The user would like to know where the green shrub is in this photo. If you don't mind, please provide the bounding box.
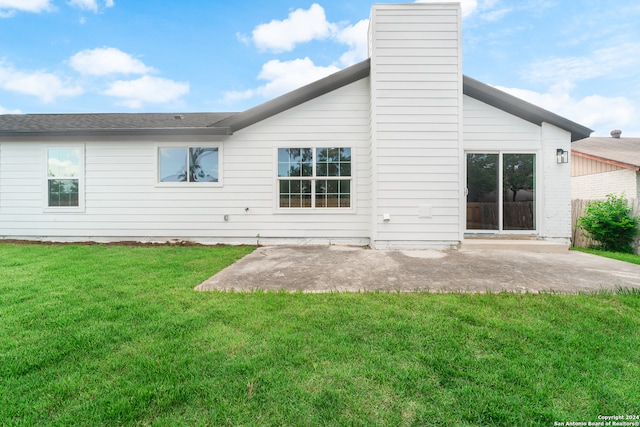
[577,194,639,253]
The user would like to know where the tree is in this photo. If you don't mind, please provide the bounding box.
[466,153,498,202]
[503,154,534,202]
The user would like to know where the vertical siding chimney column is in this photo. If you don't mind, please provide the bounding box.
[368,3,463,248]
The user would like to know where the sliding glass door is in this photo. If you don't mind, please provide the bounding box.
[466,152,536,232]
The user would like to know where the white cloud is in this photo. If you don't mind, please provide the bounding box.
[496,85,640,136]
[69,47,154,76]
[68,0,98,12]
[415,0,478,18]
[230,0,478,107]
[0,0,53,17]
[223,58,339,103]
[481,7,512,21]
[103,75,189,108]
[335,19,369,67]
[229,6,368,106]
[67,0,113,13]
[68,0,96,12]
[512,41,640,135]
[236,32,251,46]
[525,43,640,88]
[0,105,21,114]
[0,63,83,103]
[251,3,337,53]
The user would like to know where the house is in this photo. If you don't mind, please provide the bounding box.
[0,3,592,249]
[572,131,640,200]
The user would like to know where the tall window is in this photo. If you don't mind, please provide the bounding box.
[47,148,81,207]
[159,147,219,183]
[278,147,352,209]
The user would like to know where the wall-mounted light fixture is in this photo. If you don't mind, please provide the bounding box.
[556,148,569,164]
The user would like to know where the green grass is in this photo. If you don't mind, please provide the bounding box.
[1,244,639,426]
[572,246,640,265]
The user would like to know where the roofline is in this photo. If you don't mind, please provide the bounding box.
[462,76,593,142]
[213,59,371,134]
[572,150,640,171]
[0,127,231,139]
[216,60,592,140]
[0,59,593,141]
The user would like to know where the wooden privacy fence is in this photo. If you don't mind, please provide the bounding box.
[571,198,640,253]
[467,202,534,230]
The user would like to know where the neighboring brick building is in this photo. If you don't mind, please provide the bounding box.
[571,132,640,200]
[571,132,640,252]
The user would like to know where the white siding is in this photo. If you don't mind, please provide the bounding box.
[369,3,463,249]
[463,95,541,151]
[0,80,372,244]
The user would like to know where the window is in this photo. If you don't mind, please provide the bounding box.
[159,147,219,183]
[278,147,352,209]
[47,148,82,208]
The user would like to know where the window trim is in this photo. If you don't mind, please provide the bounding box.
[155,144,223,188]
[274,146,355,212]
[43,144,85,213]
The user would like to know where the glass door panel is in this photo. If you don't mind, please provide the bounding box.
[466,153,499,230]
[466,152,536,232]
[502,154,535,230]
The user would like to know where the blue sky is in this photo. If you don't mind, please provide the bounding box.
[1,0,639,136]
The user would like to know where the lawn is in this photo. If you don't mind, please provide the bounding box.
[572,246,640,265]
[1,244,639,426]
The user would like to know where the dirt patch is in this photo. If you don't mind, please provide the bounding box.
[0,238,246,247]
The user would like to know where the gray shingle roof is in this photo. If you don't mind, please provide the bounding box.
[214,60,371,134]
[0,112,236,135]
[463,76,593,142]
[572,137,640,169]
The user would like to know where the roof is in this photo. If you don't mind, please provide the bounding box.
[0,59,592,140]
[572,137,640,170]
[213,60,371,134]
[462,76,593,141]
[0,112,235,137]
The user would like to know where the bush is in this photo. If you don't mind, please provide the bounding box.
[577,194,639,253]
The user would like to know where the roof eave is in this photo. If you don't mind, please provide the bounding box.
[463,76,593,142]
[0,127,231,139]
[0,62,592,142]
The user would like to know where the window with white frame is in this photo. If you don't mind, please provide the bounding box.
[47,148,82,208]
[158,147,219,183]
[277,147,352,208]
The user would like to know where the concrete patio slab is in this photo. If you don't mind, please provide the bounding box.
[196,245,640,293]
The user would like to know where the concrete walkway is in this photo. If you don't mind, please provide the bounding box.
[196,245,640,293]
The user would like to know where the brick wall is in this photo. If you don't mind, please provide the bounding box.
[571,168,638,200]
[541,123,572,241]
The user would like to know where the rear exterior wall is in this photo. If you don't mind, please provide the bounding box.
[0,80,372,244]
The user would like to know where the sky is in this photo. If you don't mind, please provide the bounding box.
[1,0,639,136]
